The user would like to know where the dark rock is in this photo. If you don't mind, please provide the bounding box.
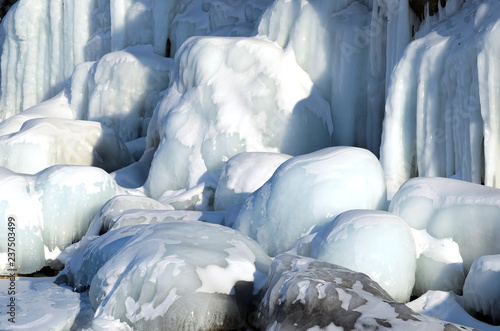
[257,254,478,330]
[410,0,448,18]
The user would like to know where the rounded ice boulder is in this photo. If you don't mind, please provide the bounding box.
[88,221,272,330]
[307,210,416,302]
[234,147,387,257]
[463,254,500,325]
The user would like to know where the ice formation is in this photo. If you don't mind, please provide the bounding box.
[380,0,500,196]
[0,165,120,274]
[463,254,500,325]
[0,117,134,174]
[214,152,291,211]
[306,210,416,302]
[0,281,80,330]
[390,177,500,271]
[235,147,387,257]
[258,254,473,330]
[144,35,333,198]
[76,221,271,330]
[411,228,465,296]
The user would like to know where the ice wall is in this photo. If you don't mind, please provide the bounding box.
[380,0,500,196]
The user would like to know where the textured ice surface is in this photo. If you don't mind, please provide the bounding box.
[69,45,172,142]
[234,147,386,257]
[411,228,465,296]
[307,210,416,302]
[145,35,333,198]
[0,117,134,174]
[0,279,80,330]
[86,221,271,330]
[390,177,500,271]
[463,255,500,325]
[408,291,495,331]
[214,152,291,211]
[258,254,474,331]
[86,194,171,236]
[0,165,120,274]
[159,182,216,211]
[380,0,500,196]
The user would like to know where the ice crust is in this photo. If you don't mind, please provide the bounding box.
[234,147,387,257]
[307,210,416,302]
[68,221,272,330]
[390,177,500,271]
[0,165,120,274]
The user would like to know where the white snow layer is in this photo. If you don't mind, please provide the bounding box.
[63,221,272,330]
[390,177,500,272]
[380,0,500,197]
[307,210,416,303]
[0,165,121,274]
[234,147,387,257]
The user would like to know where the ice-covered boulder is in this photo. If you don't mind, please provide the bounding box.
[408,290,496,331]
[145,36,333,198]
[258,254,474,330]
[85,195,172,236]
[463,255,500,325]
[214,152,291,211]
[0,117,134,174]
[0,280,80,330]
[234,147,386,257]
[306,210,416,302]
[390,177,500,271]
[412,228,465,296]
[69,45,173,142]
[87,221,271,330]
[380,0,500,196]
[0,165,121,275]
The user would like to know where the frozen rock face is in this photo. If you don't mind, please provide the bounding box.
[0,0,111,118]
[69,45,172,142]
[390,177,500,272]
[145,36,333,198]
[234,147,387,257]
[307,210,416,302]
[87,221,272,330]
[463,255,500,325]
[258,254,474,331]
[380,0,500,197]
[0,281,80,331]
[214,152,291,211]
[412,228,465,296]
[0,165,120,275]
[0,117,134,174]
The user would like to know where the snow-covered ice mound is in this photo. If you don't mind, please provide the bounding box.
[234,147,386,256]
[80,221,271,330]
[408,290,497,331]
[0,117,134,174]
[0,281,80,330]
[258,254,474,330]
[0,165,121,275]
[390,177,500,271]
[411,228,465,296]
[145,35,333,198]
[306,210,416,302]
[214,152,291,211]
[463,255,500,325]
